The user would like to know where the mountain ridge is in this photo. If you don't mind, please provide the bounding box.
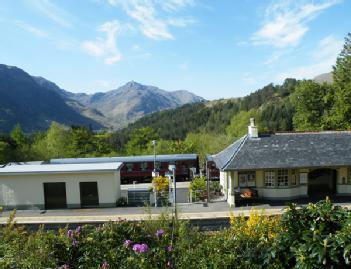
[0,64,205,132]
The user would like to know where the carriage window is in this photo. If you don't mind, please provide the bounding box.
[126,163,133,172]
[348,168,351,184]
[238,171,256,187]
[277,169,289,187]
[264,171,275,188]
[140,162,148,171]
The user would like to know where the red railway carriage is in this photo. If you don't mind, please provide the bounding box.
[50,154,199,184]
[206,155,220,180]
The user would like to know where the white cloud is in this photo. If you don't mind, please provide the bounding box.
[158,0,195,12]
[82,20,122,65]
[14,20,49,38]
[179,62,188,70]
[26,0,73,28]
[252,0,341,47]
[106,0,195,40]
[276,35,343,80]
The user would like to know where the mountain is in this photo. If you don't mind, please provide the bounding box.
[112,79,298,150]
[32,76,112,128]
[0,64,103,132]
[313,72,333,84]
[0,64,205,132]
[71,81,205,129]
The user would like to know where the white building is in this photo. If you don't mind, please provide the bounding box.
[0,162,122,210]
[210,119,351,206]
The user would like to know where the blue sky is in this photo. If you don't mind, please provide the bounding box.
[0,0,350,100]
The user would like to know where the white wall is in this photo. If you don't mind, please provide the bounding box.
[257,186,307,200]
[0,171,120,209]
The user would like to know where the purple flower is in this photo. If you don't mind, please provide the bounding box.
[124,239,133,247]
[155,229,165,237]
[60,264,70,269]
[167,245,173,252]
[67,230,74,238]
[167,261,173,268]
[101,261,110,268]
[75,226,82,234]
[72,239,78,247]
[133,243,149,253]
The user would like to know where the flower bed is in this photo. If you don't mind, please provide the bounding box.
[1,199,351,268]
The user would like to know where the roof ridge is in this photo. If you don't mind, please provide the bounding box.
[222,135,248,170]
[275,130,351,135]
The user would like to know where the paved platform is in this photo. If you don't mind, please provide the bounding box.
[2,198,351,225]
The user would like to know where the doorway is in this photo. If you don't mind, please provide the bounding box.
[308,169,336,198]
[43,182,67,209]
[80,182,99,207]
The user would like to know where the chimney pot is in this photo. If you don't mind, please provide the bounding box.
[248,118,258,138]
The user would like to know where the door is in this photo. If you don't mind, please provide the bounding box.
[43,182,67,209]
[308,169,336,198]
[80,182,99,207]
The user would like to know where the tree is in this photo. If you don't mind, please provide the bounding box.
[226,109,263,139]
[290,81,334,131]
[32,122,73,160]
[332,32,351,128]
[10,124,33,161]
[125,127,159,155]
[70,126,95,156]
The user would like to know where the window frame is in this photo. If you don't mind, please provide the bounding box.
[277,169,289,188]
[238,171,256,188]
[264,170,275,188]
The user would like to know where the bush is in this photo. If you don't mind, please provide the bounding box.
[266,198,351,268]
[1,199,351,268]
[189,176,207,201]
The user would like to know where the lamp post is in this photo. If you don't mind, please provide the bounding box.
[168,163,176,214]
[152,140,157,177]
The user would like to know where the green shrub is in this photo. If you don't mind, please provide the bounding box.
[1,199,351,268]
[266,198,351,268]
[189,176,207,201]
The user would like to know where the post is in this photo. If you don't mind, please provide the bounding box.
[206,161,210,204]
[173,167,176,208]
[152,140,157,173]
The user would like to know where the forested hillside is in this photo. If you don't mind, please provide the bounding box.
[0,33,350,165]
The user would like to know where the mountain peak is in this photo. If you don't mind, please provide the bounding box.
[124,81,143,88]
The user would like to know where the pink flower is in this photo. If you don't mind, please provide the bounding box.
[67,230,73,238]
[155,229,165,237]
[133,243,149,253]
[101,261,110,268]
[124,239,133,247]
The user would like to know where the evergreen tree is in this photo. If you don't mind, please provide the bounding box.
[291,81,334,131]
[332,32,351,128]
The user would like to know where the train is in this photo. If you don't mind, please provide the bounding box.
[50,154,200,184]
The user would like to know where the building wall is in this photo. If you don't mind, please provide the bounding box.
[0,171,120,210]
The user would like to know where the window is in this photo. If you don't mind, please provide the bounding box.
[291,169,298,186]
[238,171,256,187]
[277,169,289,187]
[265,171,275,188]
[126,163,133,172]
[140,162,148,171]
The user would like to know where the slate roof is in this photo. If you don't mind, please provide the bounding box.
[210,136,247,169]
[0,162,123,175]
[211,132,351,171]
[50,154,198,165]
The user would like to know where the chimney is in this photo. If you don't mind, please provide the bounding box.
[248,118,258,138]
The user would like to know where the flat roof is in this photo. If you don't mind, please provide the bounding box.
[0,162,123,175]
[50,154,198,164]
